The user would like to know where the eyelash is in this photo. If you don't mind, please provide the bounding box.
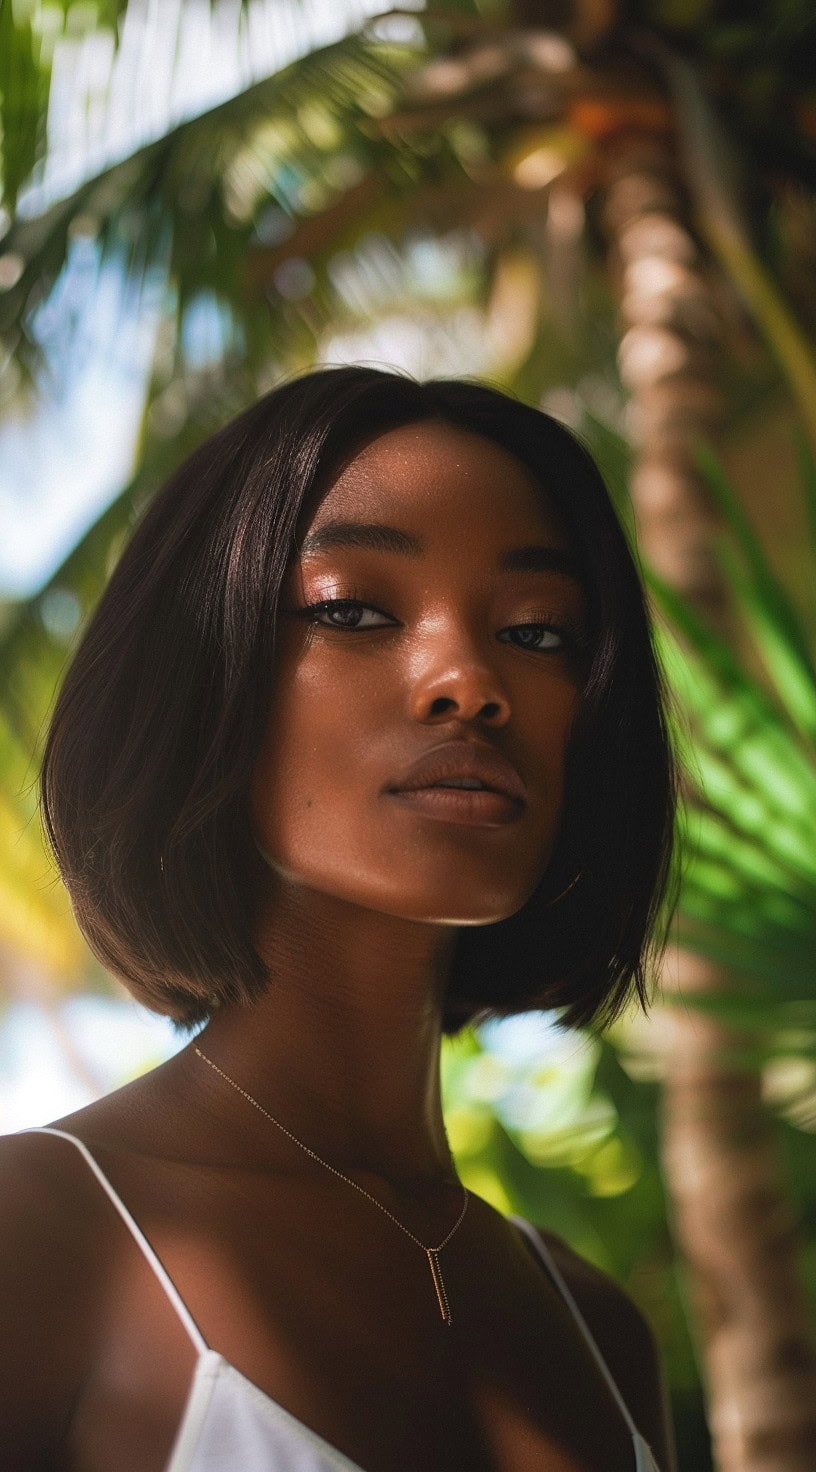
[290,591,588,654]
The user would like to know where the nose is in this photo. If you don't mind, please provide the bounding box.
[408,637,511,727]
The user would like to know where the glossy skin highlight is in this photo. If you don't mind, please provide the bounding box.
[250,420,588,933]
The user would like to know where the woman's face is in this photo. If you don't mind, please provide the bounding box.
[250,419,589,926]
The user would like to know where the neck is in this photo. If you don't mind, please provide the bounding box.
[194,880,461,1188]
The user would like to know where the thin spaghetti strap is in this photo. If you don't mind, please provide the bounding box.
[20,1127,209,1357]
[510,1214,641,1439]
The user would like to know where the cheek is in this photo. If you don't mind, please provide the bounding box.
[249,662,367,854]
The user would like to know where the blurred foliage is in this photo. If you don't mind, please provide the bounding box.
[440,1005,712,1449]
[650,441,816,1029]
[5,1,816,1460]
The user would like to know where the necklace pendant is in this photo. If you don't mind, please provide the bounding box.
[426,1248,453,1326]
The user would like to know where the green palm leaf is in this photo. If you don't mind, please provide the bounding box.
[0,0,320,215]
[646,452,816,1051]
[693,441,816,739]
[650,573,816,845]
[0,29,419,389]
[0,0,50,212]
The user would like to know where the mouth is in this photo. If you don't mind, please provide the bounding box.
[386,785,525,827]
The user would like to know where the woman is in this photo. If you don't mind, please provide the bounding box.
[0,366,678,1471]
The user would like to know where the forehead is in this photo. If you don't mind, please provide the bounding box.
[300,420,570,546]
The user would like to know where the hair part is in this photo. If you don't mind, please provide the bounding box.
[40,364,679,1038]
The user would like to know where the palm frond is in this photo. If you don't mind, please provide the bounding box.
[646,454,816,1039]
[1,29,416,388]
[0,0,50,213]
[1,0,359,214]
[691,442,816,741]
[663,44,816,451]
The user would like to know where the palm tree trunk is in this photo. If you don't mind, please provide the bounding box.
[599,129,816,1472]
[600,131,727,627]
[659,948,816,1472]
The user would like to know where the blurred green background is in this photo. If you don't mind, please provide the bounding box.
[3,2,816,1468]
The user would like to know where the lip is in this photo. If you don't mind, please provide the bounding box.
[386,741,528,806]
[388,786,524,827]
[385,741,526,830]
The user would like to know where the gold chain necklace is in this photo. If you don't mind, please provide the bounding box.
[193,1045,468,1326]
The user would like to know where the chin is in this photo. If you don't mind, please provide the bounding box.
[385,892,531,927]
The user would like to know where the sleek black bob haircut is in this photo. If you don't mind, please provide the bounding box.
[40,364,678,1037]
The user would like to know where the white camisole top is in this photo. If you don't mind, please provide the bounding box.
[23,1127,661,1471]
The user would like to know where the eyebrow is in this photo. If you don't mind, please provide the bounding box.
[299,520,584,584]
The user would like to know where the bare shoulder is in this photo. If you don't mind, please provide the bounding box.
[0,1128,109,1467]
[530,1226,677,1472]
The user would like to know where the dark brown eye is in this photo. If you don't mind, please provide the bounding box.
[294,597,394,630]
[504,625,566,651]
